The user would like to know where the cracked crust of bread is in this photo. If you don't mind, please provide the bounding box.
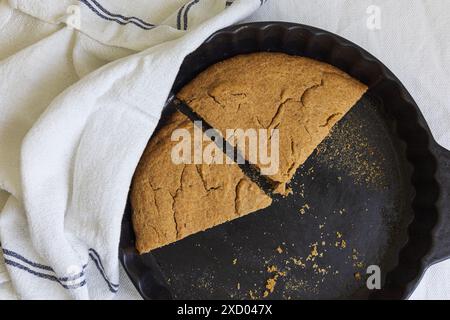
[177,52,368,193]
[131,111,272,253]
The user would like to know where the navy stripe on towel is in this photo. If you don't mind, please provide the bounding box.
[2,246,119,292]
[80,0,155,30]
[88,249,119,293]
[89,0,155,27]
[176,3,188,30]
[183,0,201,30]
[3,248,54,272]
[4,259,86,290]
[2,248,87,281]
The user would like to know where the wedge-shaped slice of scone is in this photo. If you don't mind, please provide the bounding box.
[131,111,272,253]
[178,52,368,193]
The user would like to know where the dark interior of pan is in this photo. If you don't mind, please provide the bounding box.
[120,22,450,300]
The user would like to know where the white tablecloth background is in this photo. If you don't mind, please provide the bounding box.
[1,0,449,300]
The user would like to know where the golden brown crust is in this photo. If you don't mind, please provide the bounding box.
[178,52,368,192]
[132,53,367,253]
[131,111,272,253]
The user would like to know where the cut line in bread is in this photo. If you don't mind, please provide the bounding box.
[132,52,367,253]
[131,111,272,253]
[177,52,368,194]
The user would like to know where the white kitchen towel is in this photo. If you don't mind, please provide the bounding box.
[0,0,265,299]
[2,0,450,301]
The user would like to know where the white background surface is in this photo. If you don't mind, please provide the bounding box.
[117,0,450,300]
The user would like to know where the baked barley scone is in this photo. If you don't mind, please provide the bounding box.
[131,111,272,253]
[178,52,368,193]
[132,53,367,253]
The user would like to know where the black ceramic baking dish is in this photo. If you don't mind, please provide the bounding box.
[119,22,450,300]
